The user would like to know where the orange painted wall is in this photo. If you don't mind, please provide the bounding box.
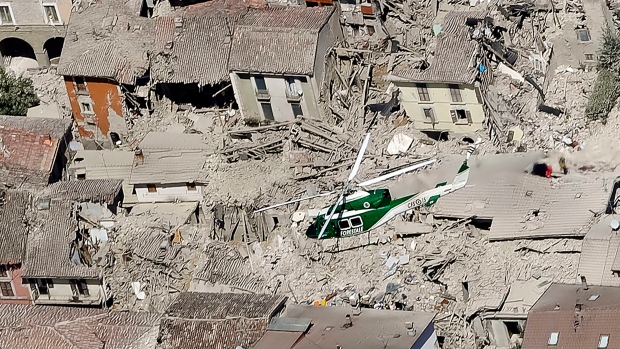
[64,76,124,139]
[0,264,32,305]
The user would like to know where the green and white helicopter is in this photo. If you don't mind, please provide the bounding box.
[255,133,480,240]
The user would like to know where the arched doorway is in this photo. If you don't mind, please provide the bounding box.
[0,38,37,63]
[43,37,64,65]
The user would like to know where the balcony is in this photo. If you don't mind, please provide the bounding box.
[285,86,302,102]
[255,88,271,101]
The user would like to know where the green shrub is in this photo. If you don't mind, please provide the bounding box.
[585,69,620,123]
[0,66,39,116]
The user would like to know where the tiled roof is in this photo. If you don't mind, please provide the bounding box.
[129,150,207,185]
[57,0,153,84]
[229,27,319,75]
[166,292,286,319]
[159,317,270,349]
[138,132,211,151]
[433,173,608,241]
[578,215,620,287]
[193,242,269,293]
[522,283,620,349]
[0,116,71,186]
[152,16,239,85]
[236,6,334,28]
[0,190,30,264]
[159,292,286,349]
[267,305,436,349]
[391,11,485,83]
[0,304,160,349]
[229,7,335,75]
[39,179,123,204]
[23,200,100,279]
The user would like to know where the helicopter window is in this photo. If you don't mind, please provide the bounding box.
[338,219,350,230]
[350,217,363,228]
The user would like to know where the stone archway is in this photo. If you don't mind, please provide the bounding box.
[43,37,64,65]
[0,37,37,63]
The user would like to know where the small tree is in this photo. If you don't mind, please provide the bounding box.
[0,66,39,116]
[598,26,620,74]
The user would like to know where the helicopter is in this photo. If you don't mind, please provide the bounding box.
[255,133,480,240]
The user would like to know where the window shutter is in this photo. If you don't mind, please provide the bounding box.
[450,110,457,123]
[465,110,472,124]
[70,281,78,296]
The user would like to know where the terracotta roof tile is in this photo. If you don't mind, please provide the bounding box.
[0,305,160,349]
[0,116,71,186]
[23,200,100,279]
[392,11,486,84]
[57,0,153,84]
[434,173,608,241]
[166,292,286,319]
[39,179,123,204]
[522,283,620,349]
[228,7,335,75]
[579,215,620,287]
[152,15,240,85]
[0,190,30,264]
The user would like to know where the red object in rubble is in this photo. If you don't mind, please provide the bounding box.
[545,165,552,178]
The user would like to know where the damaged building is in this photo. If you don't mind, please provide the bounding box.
[0,190,33,305]
[0,115,72,188]
[229,7,342,122]
[388,12,489,136]
[150,4,244,109]
[23,179,123,306]
[129,132,209,204]
[57,0,152,149]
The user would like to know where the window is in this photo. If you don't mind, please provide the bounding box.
[599,335,610,348]
[43,3,61,24]
[77,279,89,296]
[38,279,49,295]
[0,5,14,25]
[450,109,472,124]
[337,219,350,230]
[0,282,13,297]
[416,83,430,101]
[186,182,196,191]
[80,102,93,114]
[74,77,88,94]
[0,265,8,278]
[589,294,600,301]
[422,108,435,123]
[285,77,296,91]
[350,217,363,228]
[548,332,559,346]
[254,76,267,92]
[291,103,303,117]
[77,173,86,180]
[576,28,591,42]
[261,103,274,120]
[147,184,157,193]
[585,53,595,61]
[449,84,463,102]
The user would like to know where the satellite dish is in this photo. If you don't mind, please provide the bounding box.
[69,141,83,151]
[611,219,619,231]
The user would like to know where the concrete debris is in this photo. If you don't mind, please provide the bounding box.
[12,0,620,347]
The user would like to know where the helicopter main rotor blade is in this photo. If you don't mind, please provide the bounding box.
[347,133,371,182]
[317,192,345,240]
[253,191,337,213]
[357,159,437,187]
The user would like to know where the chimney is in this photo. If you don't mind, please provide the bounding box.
[580,275,589,290]
[135,148,144,165]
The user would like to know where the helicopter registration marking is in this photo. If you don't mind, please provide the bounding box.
[340,226,364,237]
[407,198,425,209]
